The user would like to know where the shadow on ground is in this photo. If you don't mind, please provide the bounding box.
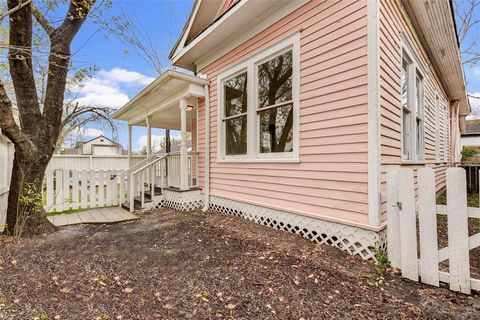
[0,209,479,319]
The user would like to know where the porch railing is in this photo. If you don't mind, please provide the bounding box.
[167,152,199,189]
[127,154,168,212]
[123,152,199,212]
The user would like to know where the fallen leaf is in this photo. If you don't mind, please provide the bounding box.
[123,288,133,293]
[226,303,236,310]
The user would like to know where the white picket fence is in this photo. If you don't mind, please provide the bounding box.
[43,169,124,213]
[387,167,480,294]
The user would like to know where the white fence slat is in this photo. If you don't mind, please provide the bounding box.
[113,170,119,206]
[119,172,125,206]
[89,170,96,209]
[81,169,88,209]
[46,170,54,211]
[386,168,401,268]
[98,170,105,208]
[62,170,70,212]
[398,168,418,281]
[72,171,79,210]
[106,170,112,207]
[417,168,439,286]
[55,169,63,212]
[446,168,471,294]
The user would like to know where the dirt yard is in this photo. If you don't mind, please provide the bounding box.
[0,209,479,319]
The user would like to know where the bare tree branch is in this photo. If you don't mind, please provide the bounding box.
[0,0,32,23]
[31,5,54,37]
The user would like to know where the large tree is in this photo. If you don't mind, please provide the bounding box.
[0,0,97,236]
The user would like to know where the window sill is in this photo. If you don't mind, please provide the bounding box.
[217,158,300,164]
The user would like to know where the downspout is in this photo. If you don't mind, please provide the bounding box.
[202,84,210,212]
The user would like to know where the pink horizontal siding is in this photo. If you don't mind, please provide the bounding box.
[379,0,453,221]
[197,0,371,228]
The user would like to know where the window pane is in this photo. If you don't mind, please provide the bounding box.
[416,118,421,157]
[225,116,247,155]
[258,50,293,109]
[415,75,422,117]
[403,109,411,158]
[401,59,409,110]
[259,104,293,153]
[224,72,247,117]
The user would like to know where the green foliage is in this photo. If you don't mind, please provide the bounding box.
[374,248,391,274]
[462,147,477,161]
[14,183,44,237]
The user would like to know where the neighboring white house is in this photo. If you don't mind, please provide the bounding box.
[461,120,480,149]
[67,135,124,156]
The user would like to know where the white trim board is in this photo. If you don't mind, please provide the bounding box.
[367,0,381,227]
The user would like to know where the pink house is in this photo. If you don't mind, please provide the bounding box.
[113,0,469,260]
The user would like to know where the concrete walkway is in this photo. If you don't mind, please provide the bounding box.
[47,207,139,227]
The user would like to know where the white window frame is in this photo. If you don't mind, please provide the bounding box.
[217,32,300,163]
[400,37,425,163]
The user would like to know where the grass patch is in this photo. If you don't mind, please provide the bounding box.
[47,207,98,217]
[437,189,479,207]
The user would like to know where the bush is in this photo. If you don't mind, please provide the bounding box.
[461,147,477,161]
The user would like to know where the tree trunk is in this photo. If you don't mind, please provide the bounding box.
[5,148,56,236]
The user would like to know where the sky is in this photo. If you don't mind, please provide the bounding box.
[67,0,194,151]
[62,0,480,151]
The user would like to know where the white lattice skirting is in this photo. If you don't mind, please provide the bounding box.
[153,189,203,212]
[209,196,386,260]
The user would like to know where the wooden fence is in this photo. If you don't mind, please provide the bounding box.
[47,155,147,171]
[387,167,480,294]
[43,169,124,213]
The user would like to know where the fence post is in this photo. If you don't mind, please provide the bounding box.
[386,168,401,268]
[446,168,471,294]
[81,169,88,209]
[398,168,418,281]
[418,167,439,286]
[72,170,79,210]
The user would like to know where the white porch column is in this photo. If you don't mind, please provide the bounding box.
[179,98,188,190]
[146,116,152,157]
[128,124,132,166]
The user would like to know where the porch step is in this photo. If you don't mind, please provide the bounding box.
[120,187,162,211]
[144,187,162,199]
[121,201,141,211]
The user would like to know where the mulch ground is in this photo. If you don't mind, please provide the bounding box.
[0,209,479,320]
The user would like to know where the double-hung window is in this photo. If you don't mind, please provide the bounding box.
[218,33,300,162]
[401,43,425,162]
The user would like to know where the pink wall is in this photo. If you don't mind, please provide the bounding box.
[197,0,372,229]
[379,0,453,221]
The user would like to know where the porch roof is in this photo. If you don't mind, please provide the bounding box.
[112,69,209,129]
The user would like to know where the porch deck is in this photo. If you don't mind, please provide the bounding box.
[47,207,139,226]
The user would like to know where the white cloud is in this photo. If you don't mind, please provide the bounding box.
[69,68,154,109]
[98,68,155,86]
[467,92,480,119]
[81,128,104,138]
[138,134,165,152]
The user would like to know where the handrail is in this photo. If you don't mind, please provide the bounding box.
[121,155,156,175]
[132,154,168,176]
